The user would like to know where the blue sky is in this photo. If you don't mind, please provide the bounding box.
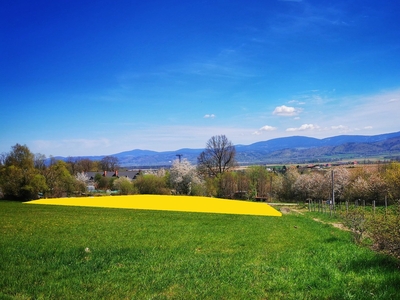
[1,0,400,156]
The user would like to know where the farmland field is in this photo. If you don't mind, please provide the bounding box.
[1,200,399,299]
[25,195,282,217]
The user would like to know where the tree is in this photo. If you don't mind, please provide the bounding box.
[246,166,271,199]
[134,174,169,195]
[67,157,95,174]
[293,172,314,201]
[0,144,47,200]
[0,152,6,166]
[113,177,134,195]
[4,144,34,170]
[43,160,76,197]
[34,153,47,171]
[349,176,370,202]
[169,159,201,195]
[197,135,237,177]
[204,177,218,197]
[327,166,350,202]
[368,172,387,204]
[66,157,79,174]
[78,158,94,172]
[219,171,237,198]
[93,173,113,191]
[383,162,400,202]
[274,166,300,202]
[237,171,250,197]
[75,171,89,194]
[75,171,89,184]
[100,156,119,171]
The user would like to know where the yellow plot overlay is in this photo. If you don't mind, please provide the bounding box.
[26,195,282,217]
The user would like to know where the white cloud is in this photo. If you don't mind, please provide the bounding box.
[273,105,300,116]
[286,124,319,132]
[204,114,216,119]
[252,125,277,135]
[260,125,277,131]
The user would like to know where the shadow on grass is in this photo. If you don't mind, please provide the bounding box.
[324,236,343,243]
[348,253,400,273]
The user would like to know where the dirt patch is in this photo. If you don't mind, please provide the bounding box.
[313,218,349,231]
[332,222,350,231]
[279,207,305,215]
[280,207,291,214]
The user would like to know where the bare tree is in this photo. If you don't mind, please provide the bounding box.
[0,152,7,166]
[66,156,78,174]
[197,135,237,177]
[100,156,119,171]
[78,158,94,172]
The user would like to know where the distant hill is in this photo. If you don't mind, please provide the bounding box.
[52,131,400,167]
[233,131,400,164]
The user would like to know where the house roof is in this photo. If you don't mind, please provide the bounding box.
[86,170,141,179]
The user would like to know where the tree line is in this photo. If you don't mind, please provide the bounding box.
[0,136,232,200]
[0,144,125,200]
[275,163,400,205]
[1,135,400,205]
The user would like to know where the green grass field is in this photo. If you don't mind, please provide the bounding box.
[1,200,399,299]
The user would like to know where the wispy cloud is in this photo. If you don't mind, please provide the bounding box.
[288,100,306,105]
[270,1,348,38]
[204,114,216,119]
[330,125,348,131]
[325,89,400,134]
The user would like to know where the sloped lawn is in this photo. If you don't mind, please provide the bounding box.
[1,200,399,299]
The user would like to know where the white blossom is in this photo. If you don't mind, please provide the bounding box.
[169,159,201,195]
[75,171,89,183]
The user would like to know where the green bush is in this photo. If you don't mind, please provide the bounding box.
[113,177,135,195]
[367,202,400,259]
[133,174,170,195]
[340,207,367,244]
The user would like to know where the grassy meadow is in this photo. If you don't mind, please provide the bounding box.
[1,199,399,299]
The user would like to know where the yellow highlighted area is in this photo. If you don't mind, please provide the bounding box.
[26,195,282,217]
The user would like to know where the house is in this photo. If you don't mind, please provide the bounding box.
[86,170,142,181]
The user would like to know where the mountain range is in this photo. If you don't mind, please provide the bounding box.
[57,131,400,167]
